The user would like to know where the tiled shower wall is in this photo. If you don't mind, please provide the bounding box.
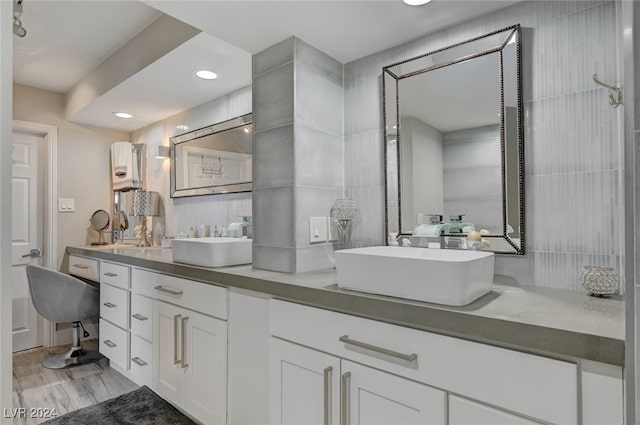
[131,85,252,240]
[344,0,622,290]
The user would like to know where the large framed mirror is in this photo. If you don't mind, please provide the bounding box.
[383,25,524,255]
[170,113,252,198]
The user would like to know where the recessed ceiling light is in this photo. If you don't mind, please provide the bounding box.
[402,0,432,5]
[196,70,218,80]
[113,112,133,119]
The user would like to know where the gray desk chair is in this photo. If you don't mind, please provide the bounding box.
[26,265,103,369]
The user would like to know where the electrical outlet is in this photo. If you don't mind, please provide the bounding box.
[309,217,327,244]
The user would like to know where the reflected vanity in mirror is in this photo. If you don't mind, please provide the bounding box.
[113,143,146,243]
[383,25,524,255]
[170,113,252,198]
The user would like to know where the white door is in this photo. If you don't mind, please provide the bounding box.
[269,338,341,425]
[183,309,227,425]
[154,301,186,404]
[342,360,446,425]
[12,131,44,352]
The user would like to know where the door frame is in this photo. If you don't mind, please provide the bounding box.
[13,119,57,348]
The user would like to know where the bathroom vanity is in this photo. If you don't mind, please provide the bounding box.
[67,245,624,425]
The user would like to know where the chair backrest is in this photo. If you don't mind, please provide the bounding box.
[26,265,100,324]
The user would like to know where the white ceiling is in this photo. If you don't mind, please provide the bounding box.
[13,0,522,132]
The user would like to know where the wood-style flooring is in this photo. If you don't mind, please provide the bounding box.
[12,341,138,425]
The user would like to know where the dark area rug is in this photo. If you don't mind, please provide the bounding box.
[42,386,196,425]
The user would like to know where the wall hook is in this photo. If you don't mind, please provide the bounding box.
[593,74,623,108]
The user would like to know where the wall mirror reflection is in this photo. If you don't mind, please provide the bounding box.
[113,143,146,243]
[170,113,252,198]
[383,25,524,255]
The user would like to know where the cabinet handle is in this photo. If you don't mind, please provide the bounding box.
[104,340,116,348]
[324,366,333,425]
[132,313,148,321]
[181,316,189,369]
[131,357,148,367]
[340,372,351,425]
[103,302,116,308]
[155,285,183,296]
[72,264,88,270]
[103,272,118,277]
[174,314,182,365]
[338,335,418,363]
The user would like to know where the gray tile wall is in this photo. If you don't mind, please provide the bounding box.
[344,0,623,290]
[253,37,344,273]
[443,125,502,234]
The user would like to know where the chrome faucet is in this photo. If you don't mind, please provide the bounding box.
[228,216,252,238]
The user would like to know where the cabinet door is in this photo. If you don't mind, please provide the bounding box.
[270,338,341,425]
[449,395,542,425]
[153,301,186,405]
[183,310,227,425]
[342,360,446,425]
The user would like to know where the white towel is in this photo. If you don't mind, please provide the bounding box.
[111,142,131,177]
[111,142,141,191]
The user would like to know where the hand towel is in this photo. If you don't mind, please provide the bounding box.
[111,142,131,177]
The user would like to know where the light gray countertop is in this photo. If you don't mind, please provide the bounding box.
[66,245,625,366]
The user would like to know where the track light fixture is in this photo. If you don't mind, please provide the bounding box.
[13,0,26,37]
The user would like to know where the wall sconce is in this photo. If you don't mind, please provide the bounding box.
[156,145,170,159]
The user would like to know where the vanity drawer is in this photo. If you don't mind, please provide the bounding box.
[270,299,578,425]
[68,255,99,281]
[100,261,130,289]
[130,335,153,387]
[131,293,153,342]
[100,283,129,329]
[99,318,129,370]
[132,268,227,320]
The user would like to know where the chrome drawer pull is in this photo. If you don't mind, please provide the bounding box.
[340,372,351,425]
[181,316,189,369]
[104,340,116,348]
[324,366,333,425]
[155,285,183,296]
[174,314,181,365]
[338,335,418,362]
[132,313,148,321]
[72,264,88,270]
[103,302,116,308]
[103,272,118,277]
[131,357,148,367]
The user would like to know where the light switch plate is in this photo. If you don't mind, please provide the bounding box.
[58,198,75,212]
[309,217,327,244]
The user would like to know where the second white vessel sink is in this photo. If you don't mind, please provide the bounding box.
[172,237,252,267]
[335,246,494,306]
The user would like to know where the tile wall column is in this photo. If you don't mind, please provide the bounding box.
[252,37,344,273]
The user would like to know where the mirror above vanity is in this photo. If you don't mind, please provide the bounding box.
[383,25,524,255]
[170,113,253,198]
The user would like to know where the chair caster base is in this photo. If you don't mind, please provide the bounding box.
[42,348,103,370]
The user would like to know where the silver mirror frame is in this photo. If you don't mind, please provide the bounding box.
[170,113,253,198]
[383,25,525,255]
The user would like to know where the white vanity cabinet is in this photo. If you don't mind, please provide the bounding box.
[270,337,446,425]
[132,268,228,425]
[97,260,131,371]
[269,337,341,425]
[269,299,609,425]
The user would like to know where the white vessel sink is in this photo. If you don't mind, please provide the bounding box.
[172,237,252,267]
[335,246,494,306]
